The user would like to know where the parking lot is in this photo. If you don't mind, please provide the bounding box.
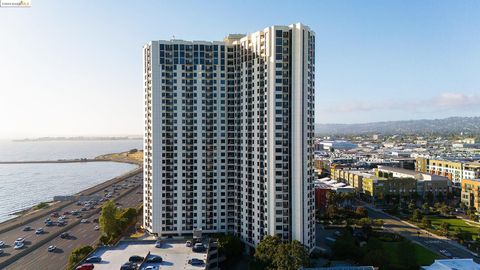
[88,240,207,270]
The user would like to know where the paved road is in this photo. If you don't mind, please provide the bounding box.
[0,172,143,270]
[364,204,479,262]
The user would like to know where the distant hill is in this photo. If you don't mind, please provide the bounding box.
[315,116,480,136]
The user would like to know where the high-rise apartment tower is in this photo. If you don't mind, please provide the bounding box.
[143,23,315,249]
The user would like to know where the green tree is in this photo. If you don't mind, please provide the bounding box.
[441,221,450,231]
[272,240,310,270]
[412,209,422,222]
[99,200,121,240]
[422,203,430,214]
[218,234,243,263]
[67,245,94,270]
[255,235,281,266]
[408,202,416,212]
[422,216,431,228]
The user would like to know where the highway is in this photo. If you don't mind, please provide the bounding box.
[364,204,479,262]
[0,171,143,270]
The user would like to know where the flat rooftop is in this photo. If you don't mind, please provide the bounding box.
[88,240,207,270]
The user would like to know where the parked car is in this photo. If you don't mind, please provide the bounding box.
[36,228,44,234]
[60,232,69,239]
[128,255,144,263]
[155,241,162,248]
[192,243,206,252]
[185,240,192,247]
[14,242,24,249]
[120,262,137,270]
[75,263,94,270]
[188,258,204,266]
[144,266,158,270]
[145,255,162,263]
[47,245,56,252]
[84,256,102,263]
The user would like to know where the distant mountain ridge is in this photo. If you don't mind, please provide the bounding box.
[315,116,480,135]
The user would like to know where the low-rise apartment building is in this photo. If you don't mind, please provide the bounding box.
[415,157,480,186]
[461,179,480,210]
[377,166,449,197]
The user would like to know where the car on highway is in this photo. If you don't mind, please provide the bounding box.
[94,225,99,230]
[60,232,69,238]
[0,241,4,247]
[81,219,88,223]
[50,212,59,218]
[22,226,32,231]
[145,255,162,263]
[440,249,452,257]
[77,214,84,219]
[47,245,56,252]
[128,255,144,263]
[0,249,4,255]
[84,256,102,263]
[14,237,25,244]
[36,228,44,234]
[75,263,94,270]
[188,258,204,266]
[14,242,24,249]
[57,220,66,226]
[63,211,71,215]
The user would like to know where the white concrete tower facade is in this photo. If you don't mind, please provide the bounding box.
[143,23,315,250]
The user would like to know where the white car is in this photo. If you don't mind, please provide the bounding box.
[144,266,158,270]
[81,219,88,223]
[94,226,99,231]
[47,245,56,252]
[14,237,25,244]
[14,242,24,249]
[0,241,4,247]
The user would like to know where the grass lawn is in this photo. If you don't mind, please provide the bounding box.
[428,216,480,240]
[382,240,438,267]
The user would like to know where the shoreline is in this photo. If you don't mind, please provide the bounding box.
[0,155,142,230]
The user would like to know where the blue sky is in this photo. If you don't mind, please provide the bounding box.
[1,0,479,138]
